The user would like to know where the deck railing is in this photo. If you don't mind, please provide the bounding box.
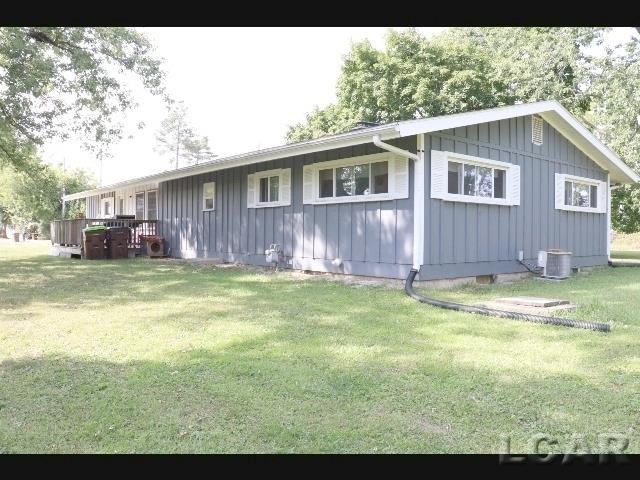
[50,218,158,249]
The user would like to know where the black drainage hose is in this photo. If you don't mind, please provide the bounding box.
[404,269,610,332]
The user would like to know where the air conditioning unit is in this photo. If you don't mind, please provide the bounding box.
[537,249,572,279]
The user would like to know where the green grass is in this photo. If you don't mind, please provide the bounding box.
[611,250,640,261]
[612,231,640,252]
[1,240,639,453]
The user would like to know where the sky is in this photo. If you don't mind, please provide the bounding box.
[41,27,635,186]
[41,27,445,186]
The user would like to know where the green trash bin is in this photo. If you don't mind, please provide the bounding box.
[83,225,107,260]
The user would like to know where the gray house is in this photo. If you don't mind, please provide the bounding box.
[59,101,638,280]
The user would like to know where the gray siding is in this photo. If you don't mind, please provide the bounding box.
[158,137,417,279]
[420,116,608,280]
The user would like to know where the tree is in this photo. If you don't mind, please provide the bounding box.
[182,135,216,166]
[0,27,166,172]
[155,103,215,168]
[287,27,640,231]
[0,161,95,237]
[286,28,514,142]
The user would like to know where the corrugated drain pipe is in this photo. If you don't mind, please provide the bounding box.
[404,269,610,332]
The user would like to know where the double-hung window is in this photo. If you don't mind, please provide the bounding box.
[302,153,408,204]
[247,168,291,208]
[135,192,145,220]
[202,182,215,211]
[101,197,113,218]
[259,175,280,203]
[146,190,157,220]
[555,174,606,213]
[431,150,520,206]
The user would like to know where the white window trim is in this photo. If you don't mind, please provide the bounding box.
[304,152,406,205]
[100,197,113,218]
[202,181,216,211]
[116,196,125,215]
[431,150,520,206]
[255,170,282,206]
[135,191,145,220]
[146,189,158,220]
[248,168,291,208]
[555,173,606,213]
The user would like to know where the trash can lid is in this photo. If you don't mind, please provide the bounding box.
[83,225,107,232]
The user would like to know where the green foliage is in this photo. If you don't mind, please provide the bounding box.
[0,161,95,234]
[287,27,640,231]
[0,27,166,172]
[154,102,215,168]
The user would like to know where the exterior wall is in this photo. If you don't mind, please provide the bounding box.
[420,115,608,280]
[84,183,157,218]
[158,137,416,279]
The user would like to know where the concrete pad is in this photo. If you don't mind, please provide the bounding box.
[493,296,570,307]
[478,299,576,315]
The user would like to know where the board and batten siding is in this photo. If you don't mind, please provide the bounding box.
[420,115,609,280]
[158,137,416,279]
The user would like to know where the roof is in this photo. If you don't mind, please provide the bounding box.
[63,100,638,201]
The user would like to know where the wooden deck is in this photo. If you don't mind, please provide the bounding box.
[50,219,158,255]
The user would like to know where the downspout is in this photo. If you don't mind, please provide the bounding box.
[372,135,423,272]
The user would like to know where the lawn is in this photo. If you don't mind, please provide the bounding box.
[1,239,639,453]
[611,231,640,262]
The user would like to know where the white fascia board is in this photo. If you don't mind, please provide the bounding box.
[63,125,400,201]
[398,100,638,185]
[397,101,559,137]
[539,106,639,184]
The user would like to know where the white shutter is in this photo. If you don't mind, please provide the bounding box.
[302,165,314,204]
[506,165,520,206]
[532,115,544,145]
[555,173,566,210]
[393,157,409,199]
[598,180,607,213]
[247,173,256,208]
[280,168,292,206]
[430,150,447,199]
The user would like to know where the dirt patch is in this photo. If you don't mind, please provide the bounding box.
[417,417,452,434]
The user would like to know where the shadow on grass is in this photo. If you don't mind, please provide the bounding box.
[1,343,638,453]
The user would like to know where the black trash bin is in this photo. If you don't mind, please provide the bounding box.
[83,225,107,260]
[107,226,130,259]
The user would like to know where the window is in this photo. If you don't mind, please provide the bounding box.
[447,161,506,199]
[146,190,157,220]
[432,150,519,206]
[259,176,279,203]
[203,182,215,210]
[135,192,145,220]
[555,174,605,213]
[319,169,333,198]
[316,160,388,199]
[102,198,112,217]
[303,153,408,205]
[247,168,291,208]
[117,196,124,215]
